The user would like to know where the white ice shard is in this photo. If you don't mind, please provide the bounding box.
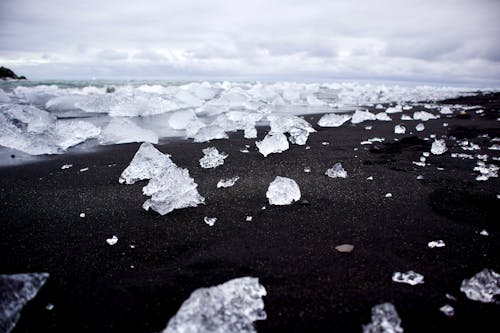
[428,240,445,248]
[119,142,175,184]
[217,176,240,188]
[318,113,351,127]
[161,277,267,333]
[415,123,425,132]
[474,162,499,181]
[362,303,403,333]
[351,110,376,124]
[325,162,348,178]
[99,118,158,145]
[0,273,49,333]
[266,176,301,205]
[431,139,447,155]
[439,106,453,114]
[394,125,406,134]
[256,132,289,157]
[267,114,316,145]
[192,125,228,143]
[413,111,437,121]
[375,112,392,121]
[199,147,228,169]
[142,165,205,215]
[392,271,424,285]
[460,269,500,303]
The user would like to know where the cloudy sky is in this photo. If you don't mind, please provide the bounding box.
[1,0,499,85]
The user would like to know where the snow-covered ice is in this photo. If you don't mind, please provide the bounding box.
[217,176,240,188]
[266,176,301,205]
[256,132,289,157]
[362,303,403,333]
[392,271,424,285]
[199,147,228,169]
[460,269,500,303]
[325,162,348,178]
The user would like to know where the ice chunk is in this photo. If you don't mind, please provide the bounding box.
[375,104,384,109]
[385,105,403,113]
[168,109,197,130]
[192,125,228,143]
[401,115,412,121]
[351,110,376,124]
[428,240,445,248]
[415,123,425,132]
[480,229,489,236]
[460,269,500,303]
[79,213,85,218]
[392,271,424,285]
[217,176,240,188]
[385,193,393,198]
[440,106,453,115]
[431,139,447,155]
[0,273,49,333]
[199,147,228,169]
[246,216,253,222]
[0,89,11,103]
[204,216,217,226]
[61,164,72,169]
[99,118,158,145]
[325,162,347,178]
[106,235,118,245]
[413,111,437,121]
[318,113,351,127]
[161,277,266,333]
[335,244,354,253]
[79,167,89,172]
[119,143,175,184]
[266,176,301,205]
[362,303,403,333]
[375,112,392,121]
[267,114,315,145]
[440,305,454,317]
[142,165,205,215]
[394,125,406,134]
[256,132,289,157]
[488,144,500,150]
[54,120,101,150]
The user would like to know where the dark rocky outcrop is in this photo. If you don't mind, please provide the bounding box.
[0,66,27,80]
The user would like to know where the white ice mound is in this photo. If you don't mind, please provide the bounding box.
[413,111,437,121]
[217,176,240,188]
[325,162,348,178]
[363,303,403,333]
[162,277,267,333]
[119,142,174,184]
[375,112,392,121]
[318,113,351,127]
[142,165,205,215]
[392,271,424,285]
[415,123,425,132]
[460,269,500,303]
[199,147,228,169]
[99,118,158,145]
[266,176,301,205]
[385,105,403,114]
[192,125,228,143]
[267,114,315,145]
[439,106,453,115]
[256,132,289,157]
[0,273,49,333]
[351,110,376,124]
[431,139,447,155]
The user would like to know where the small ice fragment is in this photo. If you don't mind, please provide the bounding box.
[440,304,454,317]
[445,293,457,301]
[204,216,217,226]
[266,176,301,205]
[261,206,266,210]
[192,125,228,142]
[335,244,354,253]
[488,144,500,150]
[367,176,373,181]
[375,112,392,121]
[362,303,403,333]
[420,156,426,162]
[305,145,311,150]
[79,213,85,218]
[375,104,384,109]
[443,123,448,127]
[413,111,437,121]
[256,132,289,157]
[385,193,393,198]
[428,240,445,248]
[351,110,376,124]
[365,125,373,130]
[304,167,311,173]
[437,167,445,171]
[199,147,228,169]
[79,167,89,172]
[392,271,424,285]
[45,303,54,311]
[473,162,498,181]
[401,115,413,121]
[440,106,453,114]
[394,125,406,134]
[318,113,351,127]
[479,229,489,236]
[246,216,253,222]
[430,134,436,138]
[325,162,347,178]
[423,152,430,157]
[217,176,240,188]
[240,147,249,153]
[460,269,500,303]
[119,143,175,184]
[416,175,424,180]
[431,139,447,155]
[497,194,500,200]
[61,164,72,170]
[386,105,403,113]
[161,277,267,333]
[130,245,135,249]
[416,123,425,132]
[106,236,118,245]
[321,141,330,146]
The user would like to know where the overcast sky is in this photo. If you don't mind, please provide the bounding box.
[1,0,499,85]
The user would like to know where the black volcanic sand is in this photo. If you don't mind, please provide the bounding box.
[1,93,499,333]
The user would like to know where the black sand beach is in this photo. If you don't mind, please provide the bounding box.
[1,94,499,332]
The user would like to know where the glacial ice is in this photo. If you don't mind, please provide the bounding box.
[413,111,437,121]
[161,277,267,333]
[168,109,197,130]
[401,115,412,121]
[460,269,500,303]
[325,162,348,178]
[266,176,301,205]
[351,110,376,124]
[439,106,453,115]
[99,118,158,145]
[0,89,10,103]
[362,303,403,333]
[392,271,424,285]
[217,176,240,188]
[431,139,447,155]
[192,125,228,143]
[385,105,403,114]
[415,123,425,132]
[267,114,315,145]
[0,273,49,333]
[256,132,289,157]
[119,142,175,184]
[375,112,392,121]
[54,120,101,150]
[199,147,228,169]
[394,125,406,134]
[318,113,352,127]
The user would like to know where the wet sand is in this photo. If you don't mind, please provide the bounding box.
[1,93,499,332]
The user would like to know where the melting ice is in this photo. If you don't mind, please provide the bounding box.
[460,269,500,303]
[266,176,301,205]
[363,303,403,333]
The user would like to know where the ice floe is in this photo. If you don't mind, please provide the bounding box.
[266,176,301,205]
[199,147,228,169]
[362,303,403,333]
[460,269,500,303]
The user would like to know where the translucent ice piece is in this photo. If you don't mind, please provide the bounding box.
[142,165,205,215]
[394,125,406,134]
[362,303,403,333]
[415,123,425,132]
[204,216,217,226]
[168,109,197,130]
[199,147,228,169]
[192,125,228,143]
[162,277,267,333]
[325,162,347,178]
[460,269,500,303]
[413,111,437,121]
[119,142,175,184]
[351,110,376,124]
[431,139,447,155]
[440,304,454,317]
[392,271,424,285]
[267,114,315,145]
[318,113,351,127]
[0,273,49,333]
[217,176,240,188]
[266,176,301,205]
[54,120,101,150]
[99,118,158,145]
[256,132,289,157]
